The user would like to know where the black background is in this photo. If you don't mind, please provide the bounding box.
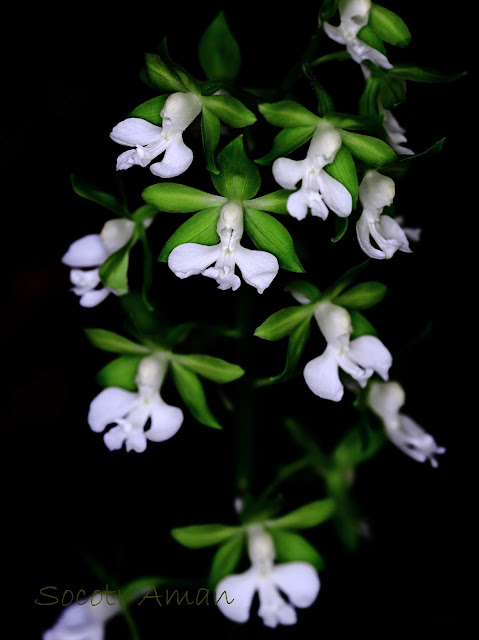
[1,1,473,637]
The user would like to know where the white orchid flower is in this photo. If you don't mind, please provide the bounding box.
[62,219,135,307]
[168,203,279,293]
[382,109,414,156]
[110,92,202,178]
[272,121,352,221]
[304,301,392,402]
[43,593,119,640]
[216,525,320,628]
[356,170,412,260]
[324,0,392,69]
[368,381,445,467]
[88,355,183,453]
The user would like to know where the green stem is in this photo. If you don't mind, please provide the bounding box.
[310,51,351,67]
[260,456,315,500]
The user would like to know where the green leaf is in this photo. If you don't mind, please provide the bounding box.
[356,24,387,56]
[244,208,304,273]
[202,95,256,128]
[323,113,370,131]
[201,106,221,174]
[209,534,244,588]
[334,424,386,466]
[302,63,335,116]
[245,190,293,215]
[262,317,312,385]
[158,206,221,262]
[129,95,169,125]
[380,138,445,179]
[254,304,316,341]
[350,310,377,339]
[379,77,407,110]
[132,204,159,224]
[256,126,317,165]
[388,64,467,83]
[142,183,225,213]
[212,135,261,200]
[171,362,222,429]
[334,281,387,310]
[324,144,358,207]
[369,4,411,47]
[96,355,143,390]
[171,523,239,548]
[85,329,150,355]
[268,499,335,529]
[340,130,396,166]
[319,0,339,22]
[99,239,133,295]
[176,354,244,383]
[198,11,241,81]
[359,77,381,117]
[258,101,320,128]
[144,53,185,92]
[285,280,321,304]
[70,175,124,216]
[331,216,348,243]
[269,529,325,571]
[323,260,371,299]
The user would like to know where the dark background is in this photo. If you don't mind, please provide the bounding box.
[1,1,473,637]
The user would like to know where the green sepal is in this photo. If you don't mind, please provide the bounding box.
[379,76,407,110]
[132,204,159,224]
[212,135,261,200]
[331,216,348,243]
[175,354,244,383]
[285,280,321,304]
[171,362,222,429]
[96,355,143,390]
[302,63,335,116]
[198,11,241,82]
[359,77,381,117]
[244,208,304,273]
[170,523,239,548]
[269,529,325,571]
[209,534,245,589]
[323,113,371,131]
[70,174,124,217]
[202,95,256,128]
[201,106,221,174]
[333,424,386,467]
[324,144,358,208]
[129,95,169,125]
[84,329,150,355]
[380,138,445,179]
[319,0,339,23]
[144,52,185,92]
[369,4,411,48]
[99,234,136,295]
[245,190,294,215]
[158,206,221,262]
[142,183,225,213]
[254,304,316,341]
[340,130,396,166]
[388,64,467,83]
[256,126,317,165]
[258,101,320,128]
[334,281,387,310]
[260,316,311,385]
[350,310,377,339]
[323,260,371,299]
[356,24,387,56]
[268,499,335,529]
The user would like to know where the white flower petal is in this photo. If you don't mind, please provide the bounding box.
[103,425,127,451]
[348,335,392,380]
[125,429,148,453]
[216,569,257,623]
[350,40,392,69]
[100,219,135,254]
[88,388,138,433]
[79,288,110,308]
[368,381,405,422]
[272,158,305,190]
[388,414,445,467]
[62,235,108,268]
[147,400,183,442]
[376,215,412,256]
[308,191,329,220]
[150,135,194,178]
[356,211,386,260]
[235,246,279,294]
[271,562,320,608]
[303,346,344,402]
[287,188,310,220]
[168,243,221,279]
[110,118,163,147]
[317,170,352,217]
[70,268,101,290]
[323,22,347,45]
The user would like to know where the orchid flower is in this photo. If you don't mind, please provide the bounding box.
[272,121,352,221]
[356,170,413,260]
[368,381,445,467]
[62,219,135,307]
[382,109,414,156]
[43,593,119,640]
[324,0,392,69]
[303,301,392,402]
[88,355,183,453]
[110,92,202,178]
[168,203,279,293]
[216,525,320,628]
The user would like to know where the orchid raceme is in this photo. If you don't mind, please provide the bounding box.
[168,202,279,293]
[62,219,136,307]
[324,0,392,69]
[43,594,120,640]
[110,92,203,177]
[88,354,183,452]
[272,122,353,221]
[216,525,320,627]
[303,301,392,402]
[368,381,445,467]
[356,170,412,259]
